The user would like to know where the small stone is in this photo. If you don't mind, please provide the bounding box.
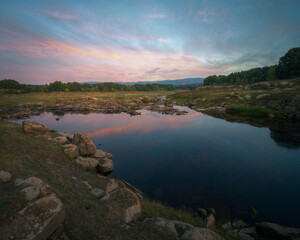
[208,208,216,215]
[232,219,248,229]
[197,208,207,218]
[90,188,105,199]
[0,170,12,183]
[82,181,92,190]
[203,214,216,230]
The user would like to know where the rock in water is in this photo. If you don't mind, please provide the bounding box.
[22,121,49,136]
[63,144,79,158]
[72,133,96,156]
[255,222,300,239]
[96,158,114,175]
[0,170,12,183]
[181,227,224,240]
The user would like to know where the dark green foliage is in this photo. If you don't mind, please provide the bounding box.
[0,79,200,93]
[0,79,22,89]
[203,66,276,86]
[204,47,299,86]
[276,47,300,79]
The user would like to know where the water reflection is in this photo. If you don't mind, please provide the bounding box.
[11,107,300,227]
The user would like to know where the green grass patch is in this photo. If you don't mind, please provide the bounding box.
[141,198,203,227]
[226,105,282,118]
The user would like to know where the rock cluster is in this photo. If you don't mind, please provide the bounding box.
[1,96,185,120]
[0,172,67,240]
[21,121,115,176]
[142,217,224,240]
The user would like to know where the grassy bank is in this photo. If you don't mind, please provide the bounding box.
[169,78,300,121]
[2,120,237,239]
[0,90,177,108]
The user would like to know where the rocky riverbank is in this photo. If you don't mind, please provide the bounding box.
[0,95,187,121]
[1,120,300,239]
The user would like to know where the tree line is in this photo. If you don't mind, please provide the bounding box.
[204,47,300,86]
[0,79,200,94]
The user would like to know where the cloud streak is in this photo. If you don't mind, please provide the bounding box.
[0,0,299,84]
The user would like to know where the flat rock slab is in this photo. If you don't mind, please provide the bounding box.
[22,121,49,136]
[255,222,300,239]
[0,193,65,240]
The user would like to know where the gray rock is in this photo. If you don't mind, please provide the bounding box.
[0,193,65,240]
[18,177,50,201]
[197,208,208,218]
[0,170,12,183]
[102,188,142,223]
[256,94,270,100]
[93,149,113,159]
[90,188,105,199]
[172,220,193,233]
[96,158,114,175]
[76,156,99,169]
[22,121,49,136]
[232,220,248,229]
[227,229,255,240]
[82,180,92,190]
[203,214,216,230]
[252,82,270,89]
[208,208,216,215]
[72,133,96,156]
[255,222,300,239]
[222,222,232,231]
[143,217,178,238]
[287,95,300,108]
[63,144,79,158]
[54,136,69,145]
[181,227,224,240]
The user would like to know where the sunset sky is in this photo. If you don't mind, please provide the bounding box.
[0,0,299,84]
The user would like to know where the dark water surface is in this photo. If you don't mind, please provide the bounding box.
[12,107,300,227]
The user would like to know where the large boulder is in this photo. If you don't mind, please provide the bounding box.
[102,188,142,223]
[255,222,300,239]
[93,149,113,159]
[142,218,178,239]
[0,193,65,240]
[72,133,96,156]
[0,170,12,183]
[96,158,114,175]
[16,177,50,201]
[76,156,99,169]
[181,227,224,240]
[22,121,49,136]
[63,144,79,158]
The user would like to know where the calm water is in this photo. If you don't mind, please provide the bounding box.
[12,107,300,227]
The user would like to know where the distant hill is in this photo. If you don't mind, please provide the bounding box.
[81,77,204,86]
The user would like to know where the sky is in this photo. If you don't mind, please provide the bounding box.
[0,0,299,84]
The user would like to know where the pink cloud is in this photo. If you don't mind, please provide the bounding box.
[36,10,77,20]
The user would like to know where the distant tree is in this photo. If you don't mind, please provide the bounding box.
[48,81,66,91]
[276,47,300,79]
[0,79,21,89]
